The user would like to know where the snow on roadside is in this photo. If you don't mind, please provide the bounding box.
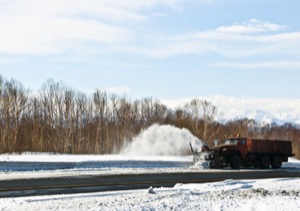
[0,153,196,182]
[0,152,192,162]
[0,153,299,210]
[0,153,194,180]
[0,154,299,180]
[0,178,300,211]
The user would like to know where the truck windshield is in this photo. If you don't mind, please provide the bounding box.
[224,139,239,145]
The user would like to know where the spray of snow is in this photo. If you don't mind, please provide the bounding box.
[192,152,211,169]
[121,124,203,156]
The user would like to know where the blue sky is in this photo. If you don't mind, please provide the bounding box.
[1,0,300,100]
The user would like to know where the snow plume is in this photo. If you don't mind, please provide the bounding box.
[121,124,203,156]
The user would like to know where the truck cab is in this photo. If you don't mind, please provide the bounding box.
[211,137,248,168]
[215,138,248,159]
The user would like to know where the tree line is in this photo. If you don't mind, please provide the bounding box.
[0,75,299,159]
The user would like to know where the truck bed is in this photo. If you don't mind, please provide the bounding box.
[249,139,293,155]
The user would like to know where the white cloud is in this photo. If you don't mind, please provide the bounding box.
[100,0,184,11]
[132,19,300,60]
[126,40,215,58]
[0,0,181,22]
[1,0,299,68]
[213,61,300,69]
[216,19,285,34]
[0,16,132,55]
[0,0,183,55]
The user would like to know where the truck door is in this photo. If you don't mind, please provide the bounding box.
[238,139,248,160]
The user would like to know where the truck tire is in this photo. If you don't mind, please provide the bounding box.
[260,155,270,169]
[210,151,222,169]
[271,156,282,169]
[210,159,222,169]
[230,155,241,169]
[253,160,260,168]
[242,161,252,168]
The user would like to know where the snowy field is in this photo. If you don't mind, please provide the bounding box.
[0,153,300,177]
[1,177,300,211]
[0,125,300,210]
[0,153,300,211]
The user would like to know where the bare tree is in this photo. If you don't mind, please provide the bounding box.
[185,99,220,145]
[0,75,299,159]
[93,89,109,153]
[0,79,28,151]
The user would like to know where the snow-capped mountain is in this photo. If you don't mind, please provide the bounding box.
[164,96,300,126]
[220,109,300,126]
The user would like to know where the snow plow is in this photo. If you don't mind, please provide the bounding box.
[190,136,294,169]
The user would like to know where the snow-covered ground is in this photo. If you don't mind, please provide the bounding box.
[1,177,300,211]
[0,153,299,178]
[0,153,195,180]
[0,178,300,211]
[0,153,300,211]
[1,125,299,210]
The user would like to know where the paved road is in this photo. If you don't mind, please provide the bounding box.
[1,169,300,197]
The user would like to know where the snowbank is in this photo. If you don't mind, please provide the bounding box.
[1,178,300,210]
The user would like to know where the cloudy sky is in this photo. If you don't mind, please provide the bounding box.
[1,0,300,101]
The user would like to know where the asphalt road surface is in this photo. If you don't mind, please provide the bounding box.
[1,169,300,197]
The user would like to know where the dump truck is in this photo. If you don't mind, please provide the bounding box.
[190,135,294,169]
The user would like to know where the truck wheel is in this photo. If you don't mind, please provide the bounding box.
[242,161,251,168]
[230,155,241,169]
[210,152,222,169]
[260,155,270,169]
[210,159,222,169]
[253,160,260,168]
[271,156,282,169]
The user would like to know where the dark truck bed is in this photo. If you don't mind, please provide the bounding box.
[249,139,293,156]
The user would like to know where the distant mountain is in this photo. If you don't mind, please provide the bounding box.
[164,96,300,126]
[219,108,300,126]
[217,106,300,126]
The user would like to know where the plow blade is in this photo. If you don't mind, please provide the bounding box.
[189,143,212,163]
